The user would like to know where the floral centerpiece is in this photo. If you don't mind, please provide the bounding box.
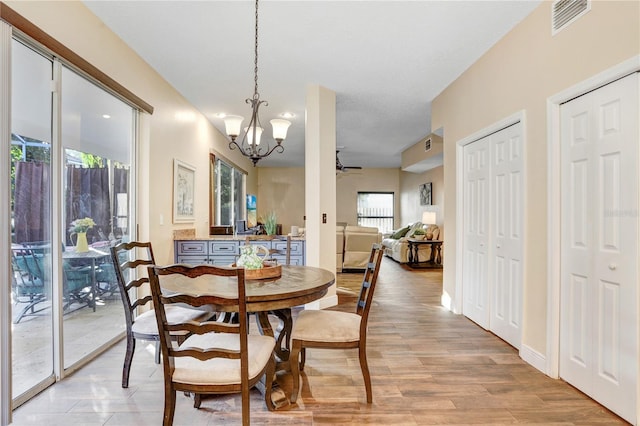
[69,217,96,233]
[69,217,95,253]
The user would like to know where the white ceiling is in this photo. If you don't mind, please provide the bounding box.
[83,0,540,168]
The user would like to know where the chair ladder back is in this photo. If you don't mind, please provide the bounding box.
[265,235,291,265]
[355,244,383,322]
[273,236,291,266]
[148,264,250,365]
[110,241,156,325]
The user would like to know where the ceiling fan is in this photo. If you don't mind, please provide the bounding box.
[336,151,362,173]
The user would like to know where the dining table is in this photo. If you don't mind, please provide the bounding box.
[62,246,112,312]
[159,264,336,408]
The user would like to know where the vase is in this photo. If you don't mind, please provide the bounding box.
[236,244,269,269]
[75,232,89,253]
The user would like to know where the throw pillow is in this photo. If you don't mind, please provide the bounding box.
[406,222,424,238]
[390,226,410,239]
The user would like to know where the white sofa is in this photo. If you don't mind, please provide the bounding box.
[336,225,345,272]
[381,222,441,263]
[341,225,382,270]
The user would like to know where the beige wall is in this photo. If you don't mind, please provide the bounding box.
[431,1,640,354]
[400,166,444,236]
[8,1,259,265]
[336,168,400,229]
[257,167,305,234]
[257,167,403,233]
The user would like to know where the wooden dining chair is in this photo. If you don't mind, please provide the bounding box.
[148,264,276,426]
[289,243,384,404]
[110,241,212,388]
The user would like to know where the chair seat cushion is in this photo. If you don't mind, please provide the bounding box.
[172,333,276,385]
[292,309,361,342]
[131,305,210,337]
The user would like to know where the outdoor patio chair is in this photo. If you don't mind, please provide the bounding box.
[11,247,47,324]
[62,259,93,311]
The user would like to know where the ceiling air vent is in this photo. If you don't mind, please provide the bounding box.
[552,0,590,35]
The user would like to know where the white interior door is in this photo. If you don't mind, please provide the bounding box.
[490,124,523,348]
[462,122,524,347]
[560,73,638,424]
[462,135,490,329]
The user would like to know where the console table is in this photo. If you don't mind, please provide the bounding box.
[174,236,305,266]
[406,238,442,268]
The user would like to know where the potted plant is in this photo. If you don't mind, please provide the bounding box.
[262,211,278,236]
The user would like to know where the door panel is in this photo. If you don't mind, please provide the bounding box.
[462,139,490,328]
[560,73,638,423]
[462,122,524,347]
[490,124,523,348]
[10,39,55,401]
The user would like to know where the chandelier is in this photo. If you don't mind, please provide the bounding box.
[223,0,291,166]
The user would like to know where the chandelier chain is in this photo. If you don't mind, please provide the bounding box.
[253,0,259,100]
[224,0,289,166]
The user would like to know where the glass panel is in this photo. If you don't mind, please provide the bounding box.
[357,192,394,233]
[61,66,131,368]
[233,167,245,224]
[214,159,246,226]
[10,40,54,398]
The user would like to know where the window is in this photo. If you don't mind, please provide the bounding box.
[213,158,246,226]
[357,192,394,233]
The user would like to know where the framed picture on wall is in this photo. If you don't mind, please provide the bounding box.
[173,159,196,223]
[419,182,432,206]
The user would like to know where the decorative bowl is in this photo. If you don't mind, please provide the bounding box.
[231,261,282,280]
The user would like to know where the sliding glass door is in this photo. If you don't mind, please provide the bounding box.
[10,39,55,401]
[61,66,132,369]
[7,35,137,408]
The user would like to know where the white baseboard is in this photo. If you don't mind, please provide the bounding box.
[520,343,547,375]
[441,293,452,311]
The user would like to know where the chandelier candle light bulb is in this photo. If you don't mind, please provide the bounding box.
[245,126,263,146]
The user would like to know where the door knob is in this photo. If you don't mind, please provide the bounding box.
[496,244,501,248]
[608,264,617,270]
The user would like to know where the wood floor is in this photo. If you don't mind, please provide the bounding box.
[11,257,627,425]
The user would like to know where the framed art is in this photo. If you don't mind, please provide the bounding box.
[173,159,196,223]
[419,182,432,206]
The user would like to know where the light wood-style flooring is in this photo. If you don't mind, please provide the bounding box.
[11,258,627,425]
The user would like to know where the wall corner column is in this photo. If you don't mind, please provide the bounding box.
[305,85,337,309]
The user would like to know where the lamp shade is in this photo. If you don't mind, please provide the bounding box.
[222,115,244,137]
[270,119,291,141]
[422,211,436,225]
[244,126,263,145]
